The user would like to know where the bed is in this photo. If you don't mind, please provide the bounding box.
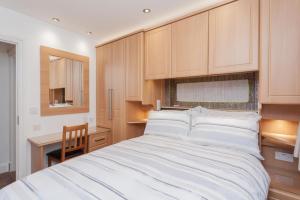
[0,108,270,200]
[0,134,269,200]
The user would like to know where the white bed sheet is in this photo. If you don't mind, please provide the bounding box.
[0,135,270,200]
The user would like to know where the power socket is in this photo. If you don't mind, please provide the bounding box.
[275,151,294,163]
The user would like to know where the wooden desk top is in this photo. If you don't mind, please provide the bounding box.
[28,127,110,147]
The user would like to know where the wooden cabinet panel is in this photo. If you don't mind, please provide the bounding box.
[65,59,73,101]
[96,44,112,128]
[125,33,144,101]
[145,25,172,80]
[209,0,259,74]
[260,0,300,104]
[49,58,66,89]
[111,40,126,143]
[172,12,209,78]
[72,62,83,106]
[111,40,125,111]
[56,59,66,88]
[49,61,56,89]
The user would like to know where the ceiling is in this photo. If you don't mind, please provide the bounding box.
[0,0,220,43]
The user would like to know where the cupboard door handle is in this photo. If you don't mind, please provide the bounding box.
[108,89,113,120]
[94,138,105,143]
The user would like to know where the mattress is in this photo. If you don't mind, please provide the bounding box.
[0,135,270,200]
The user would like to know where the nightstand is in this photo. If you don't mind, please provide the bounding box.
[262,132,300,200]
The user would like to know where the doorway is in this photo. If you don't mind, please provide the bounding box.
[0,41,16,188]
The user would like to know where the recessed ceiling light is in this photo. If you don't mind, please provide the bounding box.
[52,17,60,22]
[143,9,151,13]
[87,32,92,35]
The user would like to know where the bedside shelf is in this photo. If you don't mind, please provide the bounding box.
[127,120,147,124]
[262,132,296,150]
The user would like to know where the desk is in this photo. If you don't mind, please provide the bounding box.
[28,127,111,173]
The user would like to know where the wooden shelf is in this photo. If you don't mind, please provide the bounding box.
[161,106,192,110]
[127,120,147,124]
[262,132,296,150]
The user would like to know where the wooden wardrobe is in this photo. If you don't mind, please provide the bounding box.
[96,33,164,144]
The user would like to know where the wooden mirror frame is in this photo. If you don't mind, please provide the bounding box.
[40,46,89,116]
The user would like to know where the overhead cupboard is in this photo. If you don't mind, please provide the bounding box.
[145,0,259,79]
[260,0,300,104]
[96,0,300,144]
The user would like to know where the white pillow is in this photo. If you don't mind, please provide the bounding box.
[190,107,262,159]
[192,106,260,119]
[144,110,191,138]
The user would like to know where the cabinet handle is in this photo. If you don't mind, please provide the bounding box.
[94,138,105,143]
[108,89,113,120]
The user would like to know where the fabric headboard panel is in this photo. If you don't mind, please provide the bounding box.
[164,72,258,111]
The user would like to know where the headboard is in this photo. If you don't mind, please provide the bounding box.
[164,72,258,111]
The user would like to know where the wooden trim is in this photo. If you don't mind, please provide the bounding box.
[96,29,144,48]
[269,188,300,200]
[40,46,90,116]
[95,0,237,48]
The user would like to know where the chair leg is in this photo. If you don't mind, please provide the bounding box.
[48,157,52,167]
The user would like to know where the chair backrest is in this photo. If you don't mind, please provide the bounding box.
[61,123,88,161]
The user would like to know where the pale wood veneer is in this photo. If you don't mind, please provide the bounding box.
[209,0,259,74]
[125,33,144,101]
[171,12,209,78]
[40,46,89,116]
[260,0,300,104]
[145,25,172,80]
[28,127,111,172]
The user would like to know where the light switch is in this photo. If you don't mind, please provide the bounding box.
[275,151,294,163]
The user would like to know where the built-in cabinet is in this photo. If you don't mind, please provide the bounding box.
[96,44,112,129]
[172,12,209,78]
[125,33,144,101]
[96,41,126,143]
[144,0,259,79]
[145,25,172,80]
[111,40,126,143]
[260,0,300,104]
[209,0,259,74]
[49,58,82,104]
[96,33,164,144]
[65,59,73,101]
[49,58,66,89]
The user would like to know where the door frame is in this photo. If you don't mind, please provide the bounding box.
[0,34,23,179]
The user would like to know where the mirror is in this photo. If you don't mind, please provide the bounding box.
[41,46,89,116]
[49,56,83,108]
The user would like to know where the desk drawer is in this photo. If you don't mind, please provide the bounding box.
[89,133,107,148]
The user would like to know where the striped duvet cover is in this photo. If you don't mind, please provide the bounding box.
[0,135,270,200]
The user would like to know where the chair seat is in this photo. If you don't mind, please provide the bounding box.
[47,148,84,160]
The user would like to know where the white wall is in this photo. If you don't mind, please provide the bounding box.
[0,45,11,173]
[0,6,97,178]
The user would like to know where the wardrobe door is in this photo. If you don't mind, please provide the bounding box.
[172,12,209,78]
[125,33,144,101]
[260,0,300,104]
[111,39,126,143]
[145,25,172,80]
[209,0,259,74]
[65,59,73,101]
[96,44,112,128]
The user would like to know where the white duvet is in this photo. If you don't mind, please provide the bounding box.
[0,135,270,200]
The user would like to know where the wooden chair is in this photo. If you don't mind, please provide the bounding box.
[47,123,88,166]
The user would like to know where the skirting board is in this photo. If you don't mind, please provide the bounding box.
[0,162,10,174]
